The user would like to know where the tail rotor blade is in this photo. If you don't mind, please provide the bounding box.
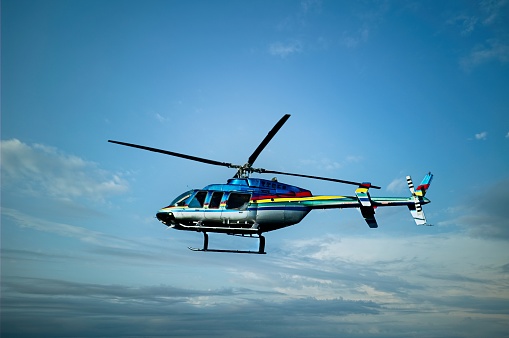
[406,175,415,194]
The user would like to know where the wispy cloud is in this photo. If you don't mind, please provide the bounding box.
[446,0,509,70]
[4,227,509,338]
[299,157,342,171]
[1,139,128,202]
[387,177,407,193]
[475,131,488,140]
[300,0,322,14]
[339,1,389,49]
[341,26,370,49]
[2,208,135,249]
[1,275,382,337]
[345,155,363,163]
[480,0,508,25]
[447,0,507,33]
[155,113,168,122]
[269,1,323,58]
[447,14,479,35]
[299,155,363,172]
[269,40,303,58]
[461,40,509,70]
[441,178,509,240]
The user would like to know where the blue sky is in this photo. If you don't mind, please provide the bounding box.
[2,0,509,337]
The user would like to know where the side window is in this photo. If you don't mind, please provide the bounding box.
[188,191,207,208]
[208,192,223,209]
[226,193,251,210]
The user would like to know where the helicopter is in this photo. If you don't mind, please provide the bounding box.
[109,114,433,254]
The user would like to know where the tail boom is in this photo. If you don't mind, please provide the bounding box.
[268,172,433,227]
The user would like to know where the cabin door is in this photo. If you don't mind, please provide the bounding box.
[221,192,254,224]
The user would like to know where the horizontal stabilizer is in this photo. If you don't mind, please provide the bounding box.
[360,206,378,228]
[356,185,377,228]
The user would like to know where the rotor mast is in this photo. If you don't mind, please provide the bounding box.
[233,114,290,179]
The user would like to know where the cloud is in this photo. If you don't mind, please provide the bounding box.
[268,40,303,58]
[1,275,382,338]
[299,157,341,171]
[154,113,168,122]
[475,131,488,140]
[447,0,507,34]
[276,233,509,329]
[300,0,322,14]
[341,26,370,49]
[447,14,479,35]
[299,155,363,172]
[387,177,407,193]
[506,131,509,138]
[480,0,508,25]
[441,178,509,240]
[461,40,509,70]
[1,139,128,202]
[3,233,509,337]
[447,1,509,70]
[2,208,136,249]
[345,155,363,163]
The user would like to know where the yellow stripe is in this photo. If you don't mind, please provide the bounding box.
[255,195,345,203]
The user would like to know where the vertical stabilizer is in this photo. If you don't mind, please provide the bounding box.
[415,172,433,197]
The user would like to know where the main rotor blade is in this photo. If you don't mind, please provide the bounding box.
[108,140,234,168]
[247,114,291,166]
[259,169,381,189]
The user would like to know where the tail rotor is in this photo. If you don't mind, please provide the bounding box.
[406,173,433,226]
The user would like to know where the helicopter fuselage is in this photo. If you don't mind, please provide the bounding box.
[156,177,312,234]
[156,177,430,235]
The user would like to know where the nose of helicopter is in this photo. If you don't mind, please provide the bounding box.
[156,211,174,225]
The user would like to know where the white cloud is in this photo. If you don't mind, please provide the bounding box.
[269,40,303,58]
[300,0,322,14]
[443,178,509,240]
[461,40,509,69]
[299,155,363,172]
[447,0,507,34]
[2,208,133,249]
[447,14,478,35]
[299,157,342,171]
[475,131,488,140]
[1,139,128,201]
[387,177,407,193]
[480,0,508,25]
[155,113,168,122]
[283,233,509,296]
[345,155,363,163]
[341,26,370,48]
[505,131,509,138]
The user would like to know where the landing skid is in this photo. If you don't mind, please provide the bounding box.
[189,233,266,254]
[188,247,266,254]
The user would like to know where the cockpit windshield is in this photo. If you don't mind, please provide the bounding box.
[166,190,195,208]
